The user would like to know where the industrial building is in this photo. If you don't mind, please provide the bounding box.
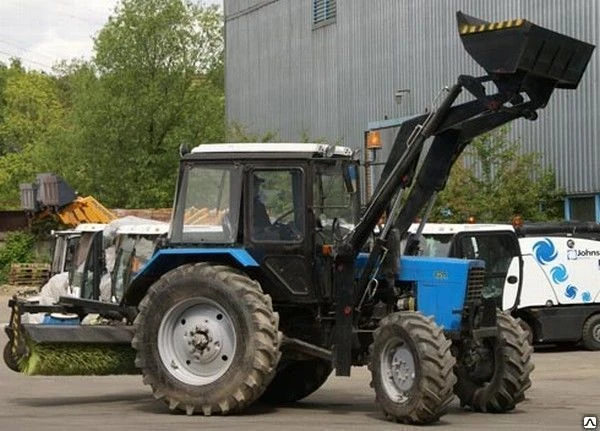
[224,0,599,221]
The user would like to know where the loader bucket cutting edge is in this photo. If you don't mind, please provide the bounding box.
[457,11,595,89]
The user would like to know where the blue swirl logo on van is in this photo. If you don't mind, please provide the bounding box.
[582,291,592,303]
[550,264,568,284]
[564,285,578,299]
[533,238,557,265]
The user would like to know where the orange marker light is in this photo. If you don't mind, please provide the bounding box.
[366,131,382,149]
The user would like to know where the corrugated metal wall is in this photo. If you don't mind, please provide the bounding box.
[225,0,599,195]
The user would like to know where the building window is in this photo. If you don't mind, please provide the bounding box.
[313,0,336,28]
[568,196,596,222]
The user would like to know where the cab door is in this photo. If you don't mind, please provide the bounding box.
[244,165,315,300]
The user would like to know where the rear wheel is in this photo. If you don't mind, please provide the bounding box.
[369,312,456,424]
[453,311,534,412]
[582,314,600,351]
[132,263,281,415]
[260,358,332,403]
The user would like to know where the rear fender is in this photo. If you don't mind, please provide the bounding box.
[122,248,259,306]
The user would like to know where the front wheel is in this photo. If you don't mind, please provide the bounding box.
[453,311,534,412]
[132,263,281,415]
[368,312,456,425]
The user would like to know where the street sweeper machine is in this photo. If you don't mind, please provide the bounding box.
[3,12,594,425]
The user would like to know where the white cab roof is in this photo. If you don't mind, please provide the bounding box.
[408,223,515,235]
[51,229,81,236]
[116,223,169,235]
[190,143,354,157]
[74,223,107,233]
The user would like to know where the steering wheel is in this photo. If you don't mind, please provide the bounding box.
[272,207,301,240]
[273,207,295,225]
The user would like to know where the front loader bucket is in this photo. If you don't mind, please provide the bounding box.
[457,11,595,90]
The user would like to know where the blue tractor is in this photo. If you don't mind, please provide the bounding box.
[4,12,594,425]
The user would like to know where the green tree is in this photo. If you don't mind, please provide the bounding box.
[70,0,225,208]
[0,62,72,208]
[432,128,564,223]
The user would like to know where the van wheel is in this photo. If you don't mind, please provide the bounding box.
[582,314,600,351]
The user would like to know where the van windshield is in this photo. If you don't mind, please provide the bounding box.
[419,234,453,257]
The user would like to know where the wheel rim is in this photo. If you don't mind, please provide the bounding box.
[380,337,416,403]
[158,297,237,385]
[593,323,600,343]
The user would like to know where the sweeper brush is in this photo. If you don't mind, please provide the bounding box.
[18,340,138,376]
[4,298,139,376]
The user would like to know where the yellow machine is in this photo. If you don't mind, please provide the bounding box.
[48,196,115,226]
[19,173,116,226]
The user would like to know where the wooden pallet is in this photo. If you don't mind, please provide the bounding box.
[8,263,51,286]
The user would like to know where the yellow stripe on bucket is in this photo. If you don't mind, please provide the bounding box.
[460,18,526,35]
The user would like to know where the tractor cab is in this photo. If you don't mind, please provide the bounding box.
[170,143,360,301]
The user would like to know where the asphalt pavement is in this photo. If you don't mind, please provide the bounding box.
[1,294,599,431]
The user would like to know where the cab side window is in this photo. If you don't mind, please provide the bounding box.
[251,169,304,242]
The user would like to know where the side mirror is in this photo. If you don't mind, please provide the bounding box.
[343,165,357,194]
[315,213,325,231]
[332,218,343,241]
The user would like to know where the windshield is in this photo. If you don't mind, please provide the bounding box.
[171,164,242,244]
[113,235,158,301]
[457,233,519,299]
[418,234,454,257]
[313,162,358,233]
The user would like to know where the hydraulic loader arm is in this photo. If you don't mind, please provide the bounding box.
[331,12,594,376]
[346,11,595,253]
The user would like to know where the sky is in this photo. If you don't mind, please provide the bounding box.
[0,0,222,73]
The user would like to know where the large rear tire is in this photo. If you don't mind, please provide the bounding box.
[453,311,534,412]
[260,358,332,403]
[368,312,456,424]
[132,263,281,415]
